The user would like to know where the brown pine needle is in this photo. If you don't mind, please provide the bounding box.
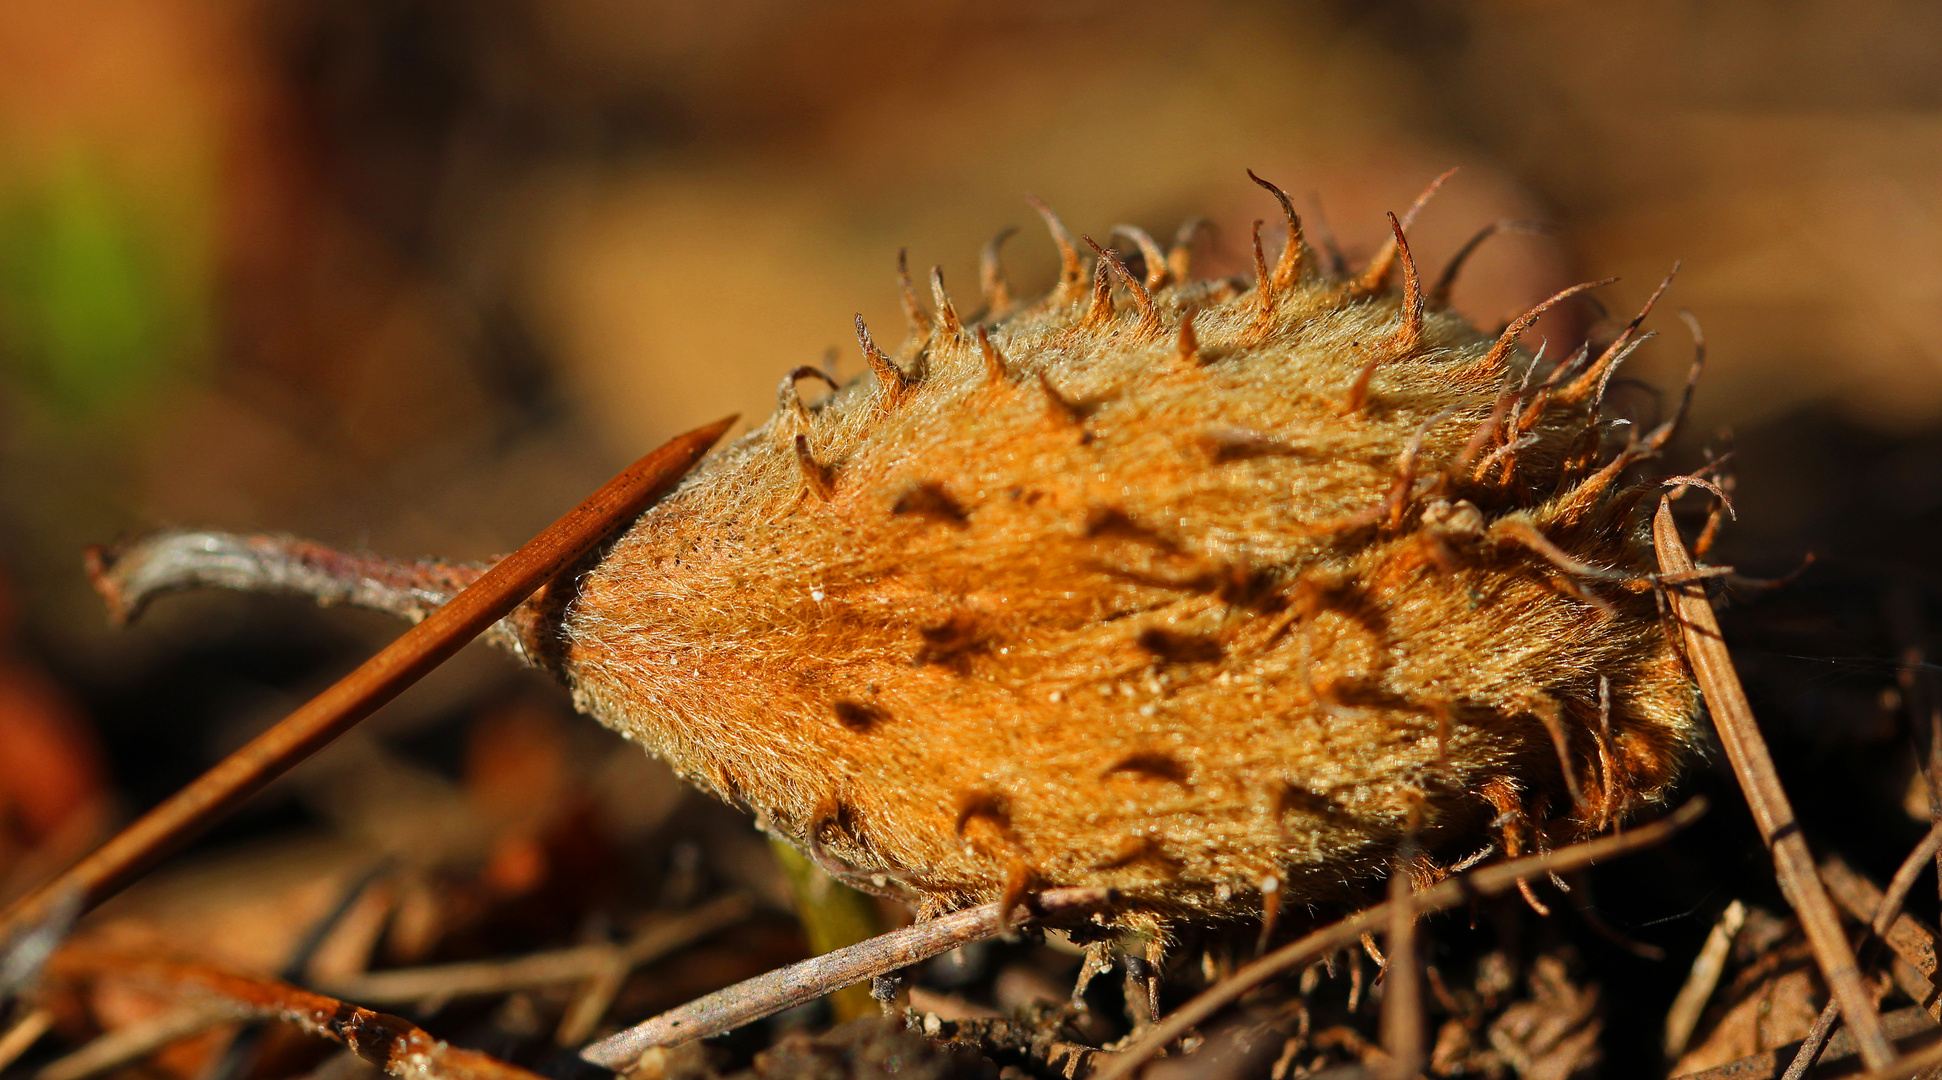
[0,416,737,944]
[1653,498,1895,1070]
[1091,798,1706,1080]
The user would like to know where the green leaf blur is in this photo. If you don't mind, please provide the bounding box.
[0,154,204,419]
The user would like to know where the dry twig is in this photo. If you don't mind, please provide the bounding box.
[1091,798,1707,1080]
[0,417,735,944]
[580,886,1117,1067]
[1377,845,1423,1078]
[1,889,81,1001]
[1654,498,1895,1070]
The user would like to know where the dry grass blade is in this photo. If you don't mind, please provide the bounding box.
[579,886,1116,1067]
[1653,498,1895,1070]
[323,892,752,1007]
[1091,798,1707,1080]
[0,1008,53,1073]
[1664,899,1746,1061]
[45,951,547,1080]
[556,894,757,1045]
[326,947,609,1010]
[0,416,736,943]
[35,1002,241,1080]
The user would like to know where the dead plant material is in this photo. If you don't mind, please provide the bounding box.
[320,891,752,1007]
[0,1007,53,1073]
[1377,845,1424,1079]
[1654,498,1895,1070]
[35,1001,240,1080]
[1676,1006,1942,1080]
[42,951,548,1080]
[44,182,1754,1078]
[1091,797,1705,1080]
[1,886,80,999]
[1821,855,1942,1019]
[1781,823,1942,1080]
[1665,900,1749,1062]
[646,1015,996,1080]
[0,416,734,942]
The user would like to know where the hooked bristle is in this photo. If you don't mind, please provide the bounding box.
[1026,194,1085,305]
[1246,169,1311,296]
[980,226,1017,316]
[930,266,964,339]
[1351,166,1458,297]
[1084,235,1161,337]
[1110,224,1169,293]
[853,313,910,406]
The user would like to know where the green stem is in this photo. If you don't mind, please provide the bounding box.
[768,839,882,1022]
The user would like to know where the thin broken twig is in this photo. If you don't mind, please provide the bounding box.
[0,416,736,944]
[1884,586,1942,911]
[1868,824,1942,956]
[579,886,1116,1067]
[1092,798,1706,1080]
[204,863,394,1080]
[1654,498,1895,1070]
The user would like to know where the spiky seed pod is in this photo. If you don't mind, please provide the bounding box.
[90,177,1701,932]
[542,181,1699,925]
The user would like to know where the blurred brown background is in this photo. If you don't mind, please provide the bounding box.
[2,4,1942,1076]
[2,0,1941,978]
